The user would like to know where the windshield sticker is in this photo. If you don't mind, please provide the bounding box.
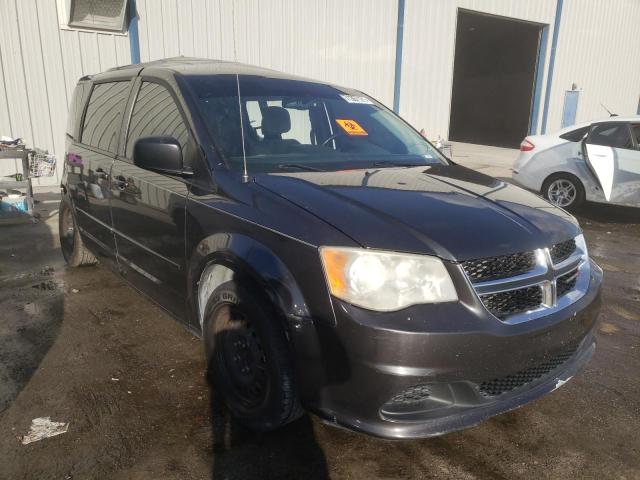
[339,94,374,105]
[336,119,368,136]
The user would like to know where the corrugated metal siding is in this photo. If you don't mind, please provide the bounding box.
[0,0,130,186]
[2,0,640,191]
[399,0,557,139]
[135,0,398,107]
[545,0,640,132]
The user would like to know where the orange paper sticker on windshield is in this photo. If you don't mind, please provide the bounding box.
[335,119,368,136]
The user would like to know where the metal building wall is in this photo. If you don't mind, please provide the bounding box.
[135,0,398,108]
[544,0,640,133]
[0,0,130,186]
[399,0,557,140]
[399,0,640,140]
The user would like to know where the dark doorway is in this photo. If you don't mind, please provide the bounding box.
[449,10,542,148]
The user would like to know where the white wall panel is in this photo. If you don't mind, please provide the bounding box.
[136,0,398,107]
[0,0,130,186]
[545,0,640,132]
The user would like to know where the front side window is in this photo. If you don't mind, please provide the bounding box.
[126,82,192,166]
[587,123,633,149]
[81,81,130,153]
[185,75,445,173]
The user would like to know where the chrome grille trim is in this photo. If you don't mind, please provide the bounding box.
[461,238,590,325]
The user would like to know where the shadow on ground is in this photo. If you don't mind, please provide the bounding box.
[209,394,328,480]
[0,192,64,413]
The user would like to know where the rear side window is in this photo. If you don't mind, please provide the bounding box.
[126,82,191,162]
[631,124,640,149]
[81,82,130,153]
[587,123,633,149]
[66,82,89,139]
[559,125,589,142]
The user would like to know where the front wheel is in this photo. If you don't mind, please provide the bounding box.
[58,198,97,267]
[542,173,585,211]
[202,280,303,431]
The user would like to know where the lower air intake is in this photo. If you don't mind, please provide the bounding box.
[478,345,578,397]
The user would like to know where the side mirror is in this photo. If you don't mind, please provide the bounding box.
[133,136,191,176]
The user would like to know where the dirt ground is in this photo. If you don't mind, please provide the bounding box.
[0,191,639,480]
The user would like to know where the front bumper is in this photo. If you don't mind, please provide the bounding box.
[307,260,602,439]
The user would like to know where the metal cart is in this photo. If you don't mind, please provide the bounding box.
[0,144,56,220]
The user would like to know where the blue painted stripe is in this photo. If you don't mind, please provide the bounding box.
[128,0,141,64]
[540,0,564,134]
[529,25,549,135]
[392,0,405,113]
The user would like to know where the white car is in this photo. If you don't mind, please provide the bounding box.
[512,116,640,210]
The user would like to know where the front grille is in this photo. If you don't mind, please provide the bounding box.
[557,269,579,297]
[550,239,576,264]
[478,344,579,397]
[461,251,536,283]
[480,286,543,319]
[387,385,431,406]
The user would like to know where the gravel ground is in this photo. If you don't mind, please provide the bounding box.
[0,192,638,480]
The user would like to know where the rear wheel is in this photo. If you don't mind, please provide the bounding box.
[203,280,303,431]
[58,199,97,267]
[542,173,585,211]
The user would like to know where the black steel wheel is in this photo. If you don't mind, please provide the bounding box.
[203,280,303,431]
[58,198,97,267]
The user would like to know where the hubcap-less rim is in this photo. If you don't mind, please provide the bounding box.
[548,179,577,207]
[216,305,268,409]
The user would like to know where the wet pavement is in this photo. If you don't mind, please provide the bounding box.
[0,193,638,479]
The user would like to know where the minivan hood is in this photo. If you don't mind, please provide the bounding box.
[255,164,580,261]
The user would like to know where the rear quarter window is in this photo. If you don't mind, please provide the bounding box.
[559,126,589,142]
[66,82,90,139]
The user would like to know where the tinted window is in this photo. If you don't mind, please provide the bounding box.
[185,75,445,174]
[588,123,633,149]
[126,82,191,163]
[81,82,130,153]
[66,82,89,138]
[559,125,589,142]
[631,124,640,149]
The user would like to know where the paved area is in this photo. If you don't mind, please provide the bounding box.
[0,185,639,479]
[449,141,518,178]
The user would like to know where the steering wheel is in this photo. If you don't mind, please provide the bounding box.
[321,133,348,147]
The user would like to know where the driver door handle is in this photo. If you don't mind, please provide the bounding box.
[113,175,129,190]
[95,168,109,179]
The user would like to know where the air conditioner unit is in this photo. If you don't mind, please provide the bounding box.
[67,0,129,32]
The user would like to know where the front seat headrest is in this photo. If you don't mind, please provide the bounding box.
[262,106,291,139]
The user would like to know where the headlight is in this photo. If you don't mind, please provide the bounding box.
[319,247,458,311]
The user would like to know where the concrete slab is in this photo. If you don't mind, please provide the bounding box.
[448,141,518,178]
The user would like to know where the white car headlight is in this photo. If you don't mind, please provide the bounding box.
[319,247,458,311]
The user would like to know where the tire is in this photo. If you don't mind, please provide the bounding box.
[542,173,585,211]
[58,198,97,267]
[202,280,303,431]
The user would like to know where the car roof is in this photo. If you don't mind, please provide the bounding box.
[555,115,640,135]
[96,56,323,84]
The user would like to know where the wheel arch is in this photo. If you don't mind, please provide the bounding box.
[188,233,311,333]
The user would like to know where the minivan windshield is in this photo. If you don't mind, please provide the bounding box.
[185,75,446,173]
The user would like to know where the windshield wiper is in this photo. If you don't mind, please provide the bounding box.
[372,161,426,168]
[277,163,324,172]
